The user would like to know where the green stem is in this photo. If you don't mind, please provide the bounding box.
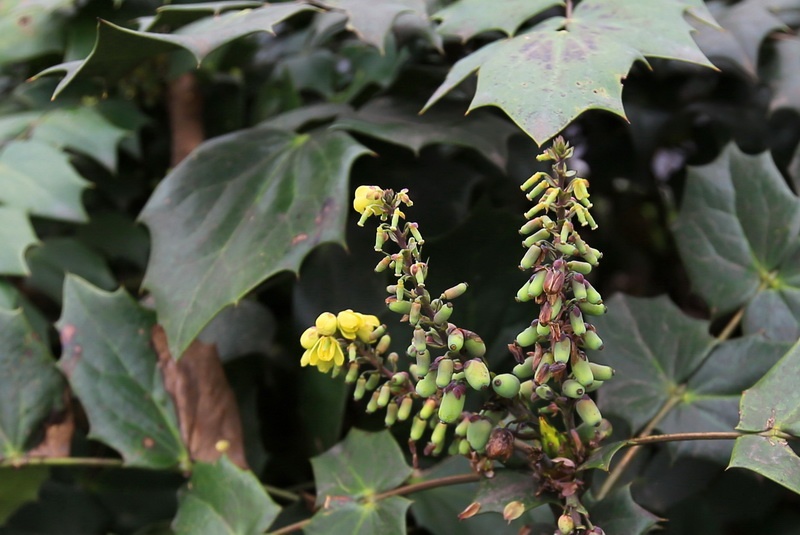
[263,484,301,503]
[0,456,124,469]
[265,473,481,534]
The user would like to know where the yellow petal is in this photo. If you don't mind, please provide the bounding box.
[300,326,320,349]
[315,312,338,336]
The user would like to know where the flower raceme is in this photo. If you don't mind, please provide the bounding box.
[300,310,381,373]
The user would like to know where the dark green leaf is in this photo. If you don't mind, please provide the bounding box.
[0,279,51,342]
[316,0,430,52]
[594,295,716,431]
[473,468,548,514]
[659,336,788,462]
[0,140,89,222]
[587,485,660,535]
[0,207,38,276]
[742,286,800,342]
[141,1,264,31]
[673,144,800,318]
[172,456,280,534]
[729,434,800,495]
[334,39,408,103]
[197,299,276,362]
[305,496,411,535]
[311,428,413,503]
[738,339,800,436]
[0,467,49,525]
[0,308,64,460]
[578,440,628,472]
[140,127,369,358]
[57,276,189,469]
[332,97,516,169]
[38,4,319,99]
[0,0,75,65]
[423,0,716,144]
[74,212,151,269]
[25,238,117,306]
[433,0,563,42]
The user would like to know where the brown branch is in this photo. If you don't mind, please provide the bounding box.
[168,72,205,167]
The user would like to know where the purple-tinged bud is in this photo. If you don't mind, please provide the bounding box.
[409,301,422,325]
[375,256,392,272]
[543,269,566,295]
[408,222,424,245]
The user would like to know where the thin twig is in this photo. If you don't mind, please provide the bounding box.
[0,457,124,469]
[263,484,301,503]
[628,431,741,445]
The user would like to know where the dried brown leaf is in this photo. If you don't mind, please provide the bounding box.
[27,395,74,459]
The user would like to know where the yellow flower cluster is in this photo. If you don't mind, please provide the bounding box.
[300,310,380,373]
[352,185,384,216]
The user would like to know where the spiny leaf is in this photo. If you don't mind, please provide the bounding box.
[57,276,189,469]
[673,143,800,340]
[578,440,628,472]
[332,97,516,169]
[0,140,89,222]
[0,207,38,276]
[37,4,319,99]
[593,295,716,431]
[729,434,800,495]
[433,0,563,42]
[423,0,716,145]
[0,0,76,65]
[0,309,64,460]
[139,0,264,32]
[140,127,369,358]
[172,456,280,534]
[305,496,411,535]
[315,0,431,52]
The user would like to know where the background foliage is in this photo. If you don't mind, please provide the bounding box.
[2,0,800,533]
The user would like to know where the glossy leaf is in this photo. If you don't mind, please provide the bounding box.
[140,127,369,357]
[0,140,89,222]
[578,440,628,472]
[307,429,413,535]
[57,276,189,469]
[659,336,789,462]
[38,4,319,99]
[423,0,716,144]
[140,1,264,32]
[172,455,280,534]
[316,0,430,52]
[0,0,75,65]
[0,309,64,460]
[433,0,563,42]
[473,468,549,514]
[673,144,800,333]
[332,97,516,169]
[729,434,800,495]
[0,207,38,276]
[587,485,660,535]
[594,295,716,431]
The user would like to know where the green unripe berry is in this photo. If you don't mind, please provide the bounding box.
[576,396,602,426]
[585,282,602,304]
[519,245,542,270]
[582,330,604,350]
[567,260,592,275]
[512,356,536,379]
[536,320,551,336]
[353,376,367,401]
[553,337,571,363]
[463,331,487,358]
[431,421,448,446]
[579,302,607,316]
[398,396,413,421]
[447,328,465,352]
[433,302,454,324]
[345,362,360,384]
[416,349,431,376]
[466,419,493,453]
[419,398,437,420]
[516,325,539,347]
[387,298,412,314]
[377,384,391,408]
[516,280,532,302]
[441,283,468,300]
[585,380,604,392]
[415,373,438,398]
[570,308,586,336]
[588,362,615,381]
[410,415,427,441]
[438,390,466,424]
[384,402,398,427]
[558,514,575,534]
[365,373,381,391]
[536,384,555,400]
[492,374,521,398]
[365,391,380,413]
[519,379,535,399]
[561,379,585,398]
[572,279,587,301]
[464,359,491,390]
[436,358,455,388]
[455,418,470,437]
[458,437,472,455]
[528,270,547,298]
[572,358,595,387]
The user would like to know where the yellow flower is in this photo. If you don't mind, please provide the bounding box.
[572,178,590,201]
[353,185,383,215]
[337,309,362,340]
[315,312,338,336]
[356,314,380,343]
[300,326,320,349]
[300,335,344,373]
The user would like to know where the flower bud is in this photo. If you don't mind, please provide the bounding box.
[415,373,438,398]
[441,283,468,300]
[300,327,320,349]
[353,376,367,400]
[576,396,602,426]
[528,269,547,298]
[588,362,614,381]
[376,334,391,354]
[581,330,604,351]
[466,418,493,453]
[433,302,453,324]
[436,358,455,388]
[365,390,380,413]
[375,256,392,272]
[519,245,542,270]
[384,401,398,427]
[512,356,536,379]
[395,279,405,301]
[578,302,607,316]
[409,301,422,326]
[416,349,431,376]
[345,362,360,384]
[419,398,437,420]
[386,297,412,314]
[464,359,491,390]
[410,415,427,441]
[561,379,585,398]
[315,312,338,336]
[492,373,521,398]
[438,389,466,424]
[572,358,595,387]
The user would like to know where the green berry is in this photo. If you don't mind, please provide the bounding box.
[419,398,437,420]
[553,337,571,363]
[466,419,493,453]
[572,358,595,387]
[438,390,466,424]
[415,373,438,398]
[464,359,491,390]
[410,415,427,441]
[576,396,602,426]
[570,308,586,336]
[516,325,539,347]
[492,373,521,398]
[436,358,455,388]
[512,356,536,379]
[433,302,454,324]
[578,302,607,316]
[528,270,547,298]
[447,327,465,352]
[588,362,615,381]
[561,379,585,398]
[397,396,413,421]
[582,330,604,350]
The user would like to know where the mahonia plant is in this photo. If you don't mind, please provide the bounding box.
[299,138,614,534]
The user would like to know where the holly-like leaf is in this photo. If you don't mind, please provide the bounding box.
[140,127,369,358]
[0,207,38,276]
[314,0,430,52]
[594,295,716,431]
[587,485,660,535]
[673,144,800,335]
[658,336,789,462]
[433,0,563,42]
[0,309,64,460]
[578,440,628,472]
[57,276,189,469]
[0,140,89,222]
[332,97,516,169]
[472,469,549,515]
[423,0,716,145]
[139,1,264,32]
[307,429,413,535]
[729,434,800,495]
[0,0,76,65]
[763,35,800,113]
[38,4,319,99]
[172,455,280,534]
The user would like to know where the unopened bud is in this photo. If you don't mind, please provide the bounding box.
[466,418,493,453]
[415,373,437,398]
[433,302,453,324]
[384,401,398,426]
[397,396,413,421]
[376,334,391,354]
[345,362,360,384]
[419,398,437,420]
[441,283,468,300]
[365,390,380,413]
[353,376,367,400]
[410,415,427,441]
